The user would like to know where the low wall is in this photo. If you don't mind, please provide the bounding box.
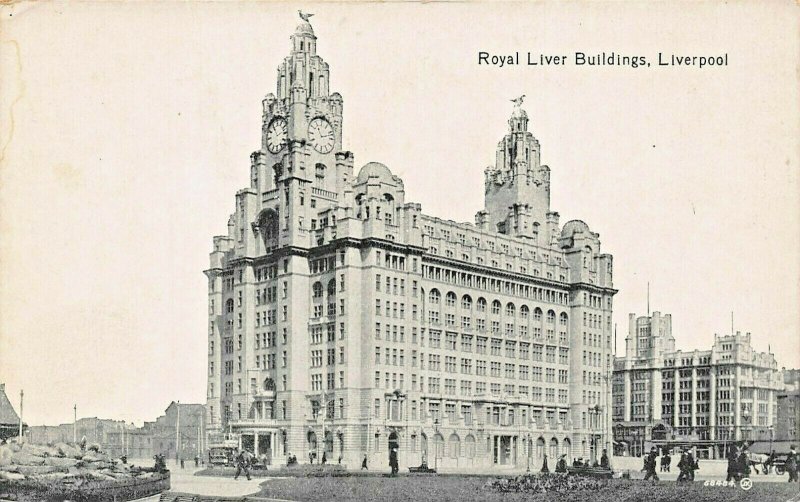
[0,472,170,502]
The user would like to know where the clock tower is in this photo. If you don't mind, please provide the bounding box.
[251,13,352,250]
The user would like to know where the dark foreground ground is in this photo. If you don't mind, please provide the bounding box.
[256,476,800,502]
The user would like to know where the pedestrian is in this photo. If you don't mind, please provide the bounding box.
[643,447,659,482]
[338,455,342,465]
[764,450,776,475]
[309,450,314,464]
[600,449,610,469]
[194,455,199,468]
[322,451,327,465]
[787,445,798,483]
[234,449,252,481]
[689,452,699,481]
[555,454,568,473]
[180,457,185,469]
[661,451,671,472]
[737,446,751,480]
[361,453,368,470]
[389,447,398,475]
[677,449,692,483]
[726,446,739,482]
[541,453,549,473]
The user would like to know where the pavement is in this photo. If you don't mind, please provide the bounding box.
[128,459,279,501]
[612,455,794,483]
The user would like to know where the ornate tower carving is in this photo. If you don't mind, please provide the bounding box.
[477,97,556,245]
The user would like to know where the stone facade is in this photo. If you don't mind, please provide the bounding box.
[612,312,784,458]
[205,15,616,471]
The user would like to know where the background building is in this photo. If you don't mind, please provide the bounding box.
[612,312,784,458]
[204,14,616,471]
[0,384,24,441]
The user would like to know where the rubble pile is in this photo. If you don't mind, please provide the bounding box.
[0,440,158,484]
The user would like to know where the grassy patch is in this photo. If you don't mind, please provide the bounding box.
[256,476,800,502]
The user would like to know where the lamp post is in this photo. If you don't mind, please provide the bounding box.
[526,432,531,472]
[392,390,407,468]
[433,419,440,472]
[768,425,774,453]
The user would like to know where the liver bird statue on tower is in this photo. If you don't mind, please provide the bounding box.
[299,10,314,22]
[511,95,526,107]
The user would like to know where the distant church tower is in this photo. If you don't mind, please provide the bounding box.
[476,96,558,246]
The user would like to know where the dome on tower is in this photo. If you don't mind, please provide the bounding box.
[561,220,591,238]
[356,162,393,183]
[511,106,528,120]
[295,21,315,37]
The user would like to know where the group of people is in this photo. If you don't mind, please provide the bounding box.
[642,447,698,482]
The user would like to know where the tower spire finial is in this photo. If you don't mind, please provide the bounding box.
[511,95,526,108]
[299,10,314,22]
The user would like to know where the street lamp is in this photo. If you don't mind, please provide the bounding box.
[433,419,440,472]
[392,390,408,469]
[526,432,531,472]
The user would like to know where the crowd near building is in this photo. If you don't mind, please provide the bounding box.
[204,14,617,471]
[612,311,786,459]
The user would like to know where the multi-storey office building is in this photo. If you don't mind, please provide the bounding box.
[612,312,783,458]
[205,15,616,470]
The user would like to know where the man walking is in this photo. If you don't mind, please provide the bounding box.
[726,446,739,482]
[787,445,798,483]
[643,447,659,482]
[661,451,671,472]
[677,449,697,483]
[388,447,398,475]
[600,449,610,469]
[234,449,252,481]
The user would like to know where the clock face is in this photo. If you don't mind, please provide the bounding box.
[308,118,335,154]
[265,117,288,154]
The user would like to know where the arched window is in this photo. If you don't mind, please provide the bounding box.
[549,438,559,459]
[491,300,501,316]
[434,433,444,459]
[476,297,487,313]
[327,279,336,296]
[520,305,530,319]
[505,303,516,317]
[448,433,460,458]
[273,163,283,187]
[562,438,571,458]
[225,299,234,313]
[461,295,472,310]
[257,208,279,250]
[315,163,326,180]
[312,282,323,298]
[583,246,593,268]
[536,437,545,458]
[445,292,457,308]
[429,289,441,305]
[464,434,476,458]
[547,310,556,324]
[534,307,543,322]
[559,312,568,325]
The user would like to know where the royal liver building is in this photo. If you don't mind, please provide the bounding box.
[205,14,616,471]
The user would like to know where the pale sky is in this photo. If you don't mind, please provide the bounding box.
[1,2,798,426]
